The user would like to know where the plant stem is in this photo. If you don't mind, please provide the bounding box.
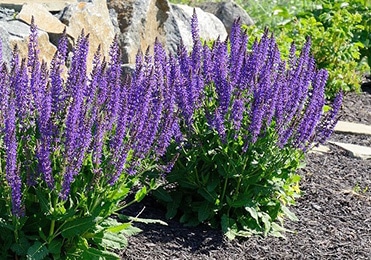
[49,195,58,239]
[220,176,229,205]
[13,216,19,244]
[49,220,56,238]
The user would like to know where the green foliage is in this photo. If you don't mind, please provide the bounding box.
[0,160,154,259]
[246,0,371,98]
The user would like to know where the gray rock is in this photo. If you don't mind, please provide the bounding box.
[196,0,254,34]
[0,6,16,20]
[17,3,66,34]
[169,4,228,52]
[0,20,57,65]
[108,0,227,63]
[59,0,115,70]
[0,0,78,12]
[108,0,170,64]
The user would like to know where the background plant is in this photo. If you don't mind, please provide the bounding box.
[150,14,342,239]
[245,0,371,98]
[0,20,175,259]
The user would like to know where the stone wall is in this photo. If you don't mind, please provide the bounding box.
[0,0,253,67]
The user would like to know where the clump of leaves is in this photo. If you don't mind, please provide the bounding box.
[151,14,342,239]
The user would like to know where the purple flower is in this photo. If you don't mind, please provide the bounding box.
[36,76,54,189]
[0,63,9,127]
[229,19,248,87]
[247,87,265,145]
[106,37,122,130]
[231,98,244,134]
[210,108,226,142]
[5,99,23,217]
[315,92,343,144]
[293,69,327,150]
[0,37,2,63]
[191,10,202,72]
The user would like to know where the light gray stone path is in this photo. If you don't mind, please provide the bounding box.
[309,121,371,160]
[328,141,371,160]
[334,121,371,136]
[308,144,331,155]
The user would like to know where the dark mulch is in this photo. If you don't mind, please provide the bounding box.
[120,90,371,260]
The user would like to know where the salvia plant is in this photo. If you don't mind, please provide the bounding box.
[150,12,342,239]
[0,18,176,259]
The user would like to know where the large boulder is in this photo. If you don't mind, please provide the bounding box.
[60,0,116,66]
[169,4,228,52]
[196,1,254,34]
[17,3,66,34]
[107,0,170,64]
[0,19,57,65]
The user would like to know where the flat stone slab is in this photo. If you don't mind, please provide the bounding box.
[0,0,77,11]
[308,144,331,155]
[334,121,371,136]
[329,141,371,160]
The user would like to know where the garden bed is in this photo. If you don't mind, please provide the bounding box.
[121,90,371,259]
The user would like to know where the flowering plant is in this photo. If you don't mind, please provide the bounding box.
[152,13,342,239]
[0,19,174,259]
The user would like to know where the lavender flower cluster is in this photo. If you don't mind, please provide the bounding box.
[172,13,342,152]
[0,19,178,216]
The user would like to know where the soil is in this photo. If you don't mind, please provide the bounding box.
[120,89,371,260]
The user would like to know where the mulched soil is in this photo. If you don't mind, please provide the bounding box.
[120,89,371,260]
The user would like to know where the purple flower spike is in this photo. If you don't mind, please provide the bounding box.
[191,9,202,72]
[315,92,343,145]
[5,99,23,217]
[0,37,2,63]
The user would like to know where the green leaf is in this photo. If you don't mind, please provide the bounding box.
[120,225,141,238]
[197,202,212,222]
[245,207,259,223]
[0,217,14,231]
[281,205,298,221]
[106,222,132,233]
[198,188,216,204]
[81,247,120,260]
[260,213,272,236]
[26,241,48,260]
[48,238,63,255]
[153,187,173,203]
[270,222,289,238]
[224,229,237,240]
[134,186,147,202]
[109,186,131,201]
[61,216,96,238]
[10,236,30,255]
[128,216,167,226]
[92,231,128,250]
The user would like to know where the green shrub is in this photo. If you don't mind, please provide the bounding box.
[150,15,342,239]
[246,0,370,98]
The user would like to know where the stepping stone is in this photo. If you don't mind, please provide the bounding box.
[334,121,371,136]
[328,141,371,160]
[308,144,331,155]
